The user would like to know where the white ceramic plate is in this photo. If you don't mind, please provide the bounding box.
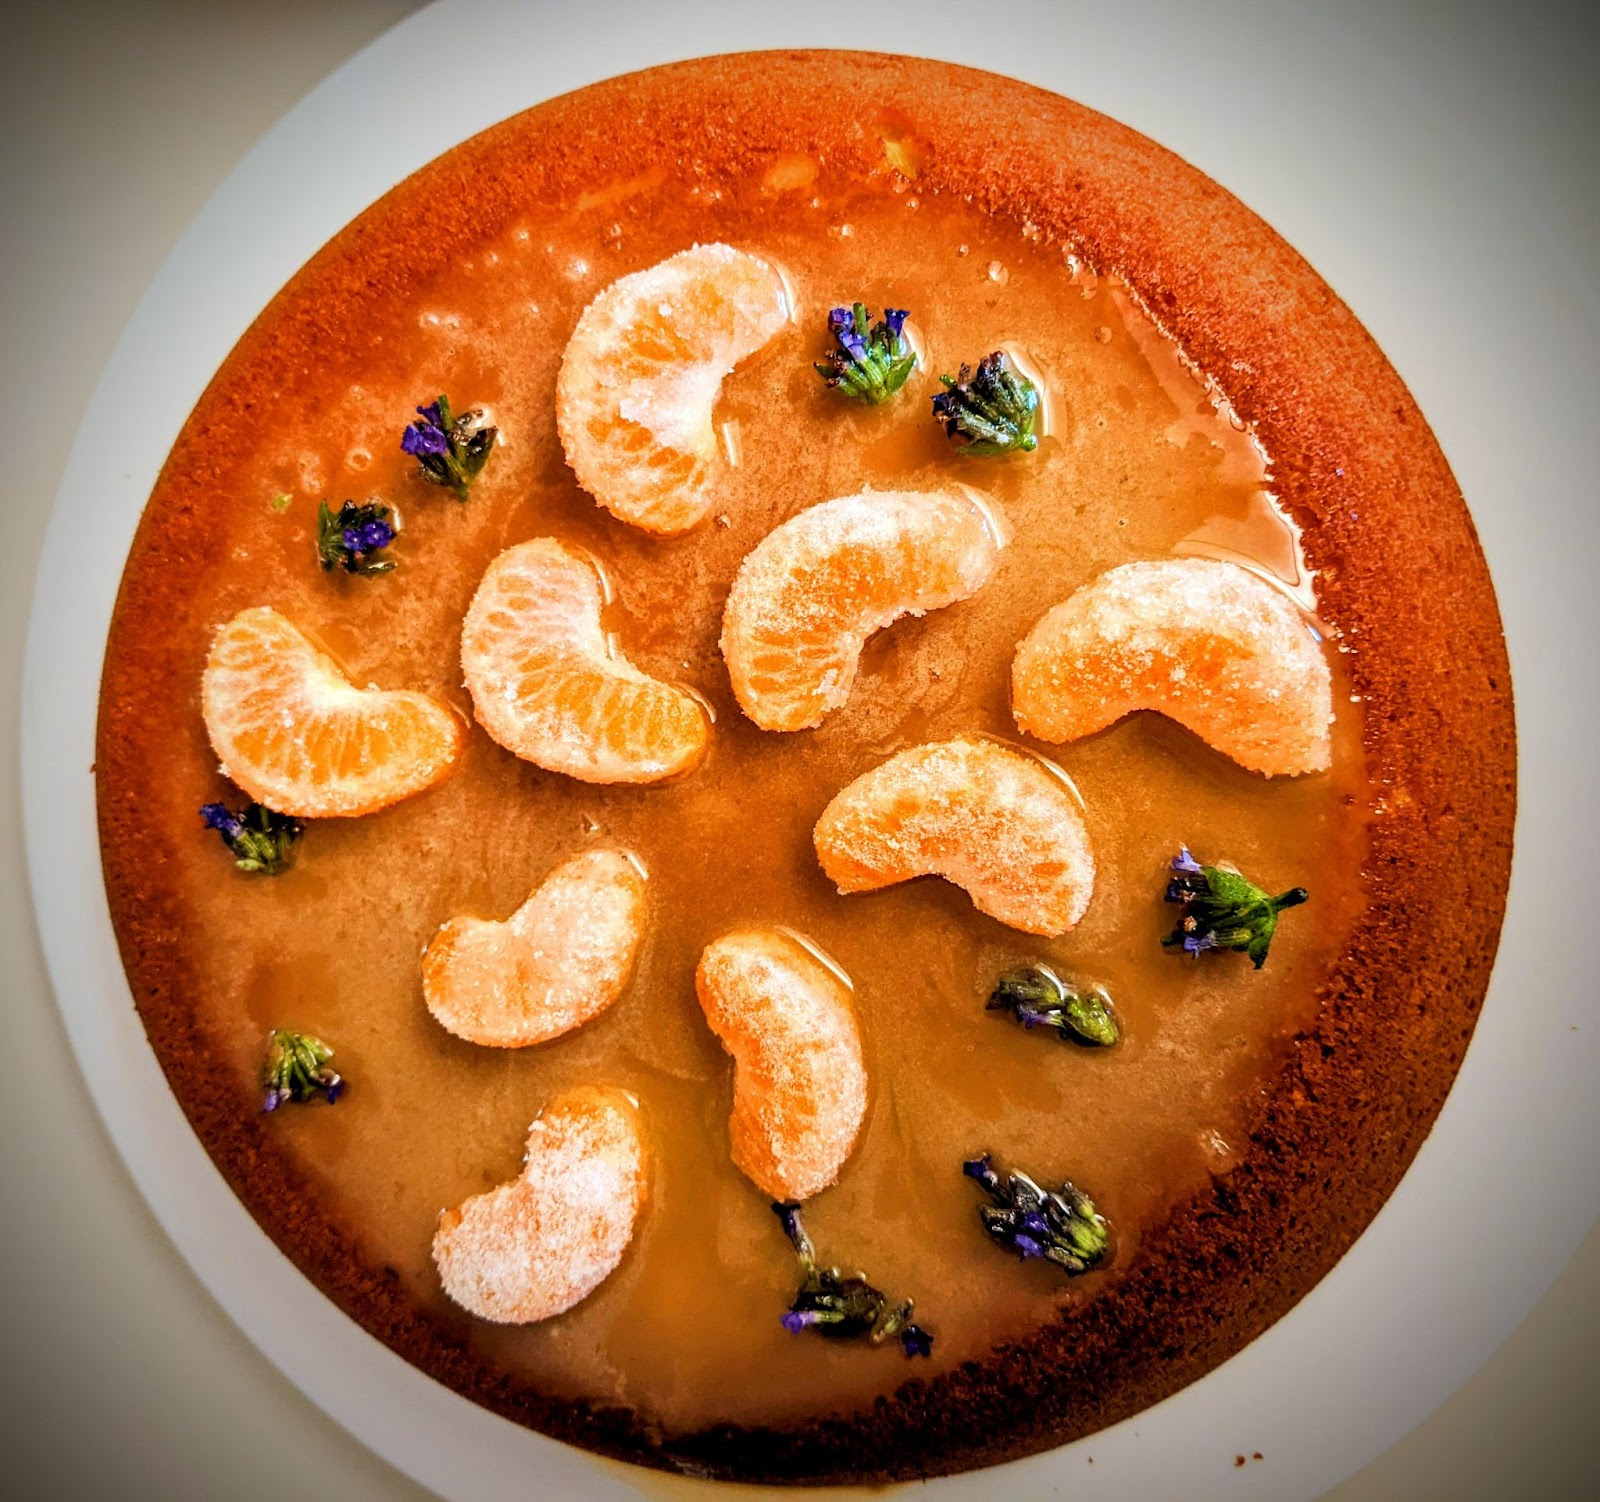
[22,1,1599,1497]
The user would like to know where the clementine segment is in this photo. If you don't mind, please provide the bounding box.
[695,928,867,1202]
[1011,557,1333,777]
[555,243,790,535]
[460,538,710,784]
[200,606,463,818]
[813,737,1096,936]
[720,488,1006,731]
[433,1086,647,1324]
[422,849,647,1048]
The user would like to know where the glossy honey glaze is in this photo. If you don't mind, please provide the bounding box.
[156,160,1368,1433]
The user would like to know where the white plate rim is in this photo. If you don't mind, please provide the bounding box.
[21,1,1600,1498]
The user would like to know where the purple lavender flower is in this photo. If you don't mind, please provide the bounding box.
[772,1201,930,1357]
[261,1029,343,1112]
[343,518,395,555]
[815,302,917,404]
[200,800,302,874]
[1162,847,1308,969]
[317,499,398,577]
[773,1200,808,1252]
[987,965,1119,1047]
[964,1153,1108,1275]
[402,394,496,500]
[401,403,451,457]
[200,802,244,841]
[899,1323,933,1359]
[932,351,1040,453]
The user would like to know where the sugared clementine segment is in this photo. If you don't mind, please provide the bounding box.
[422,849,647,1048]
[200,606,463,819]
[814,737,1095,936]
[556,243,790,535]
[1011,557,1333,777]
[695,928,867,1202]
[720,488,1006,731]
[461,537,709,784]
[433,1086,647,1324]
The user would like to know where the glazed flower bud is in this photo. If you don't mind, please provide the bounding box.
[402,394,497,501]
[962,1154,1108,1274]
[987,964,1119,1047]
[199,800,303,875]
[814,303,917,404]
[931,351,1039,453]
[316,499,397,576]
[261,1029,343,1112]
[772,1202,932,1359]
[1162,846,1308,969]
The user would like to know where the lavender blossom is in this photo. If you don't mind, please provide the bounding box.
[815,303,918,403]
[772,1201,932,1359]
[1162,847,1308,969]
[963,1154,1108,1274]
[401,394,496,501]
[262,1029,343,1112]
[987,964,1119,1047]
[317,499,397,576]
[932,351,1040,453]
[200,800,302,875]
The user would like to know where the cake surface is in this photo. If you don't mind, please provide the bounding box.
[95,51,1514,1484]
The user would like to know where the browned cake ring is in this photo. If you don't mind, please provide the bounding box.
[96,51,1514,1484]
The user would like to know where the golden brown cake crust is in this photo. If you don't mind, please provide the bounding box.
[96,51,1515,1483]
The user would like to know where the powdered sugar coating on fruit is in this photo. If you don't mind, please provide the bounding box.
[200,606,464,818]
[432,1086,647,1324]
[460,537,709,784]
[421,849,647,1048]
[813,737,1096,936]
[720,488,1007,731]
[1011,557,1333,777]
[695,928,867,1202]
[556,243,791,535]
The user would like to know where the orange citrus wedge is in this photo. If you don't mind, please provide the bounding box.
[433,1086,647,1324]
[200,606,463,818]
[695,928,867,1202]
[460,538,710,784]
[1011,557,1333,776]
[555,243,790,535]
[720,488,1006,731]
[422,849,648,1048]
[813,737,1096,936]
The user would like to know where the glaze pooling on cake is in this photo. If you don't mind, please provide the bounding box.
[95,52,1513,1484]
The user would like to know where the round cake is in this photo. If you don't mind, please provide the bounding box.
[95,51,1515,1485]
